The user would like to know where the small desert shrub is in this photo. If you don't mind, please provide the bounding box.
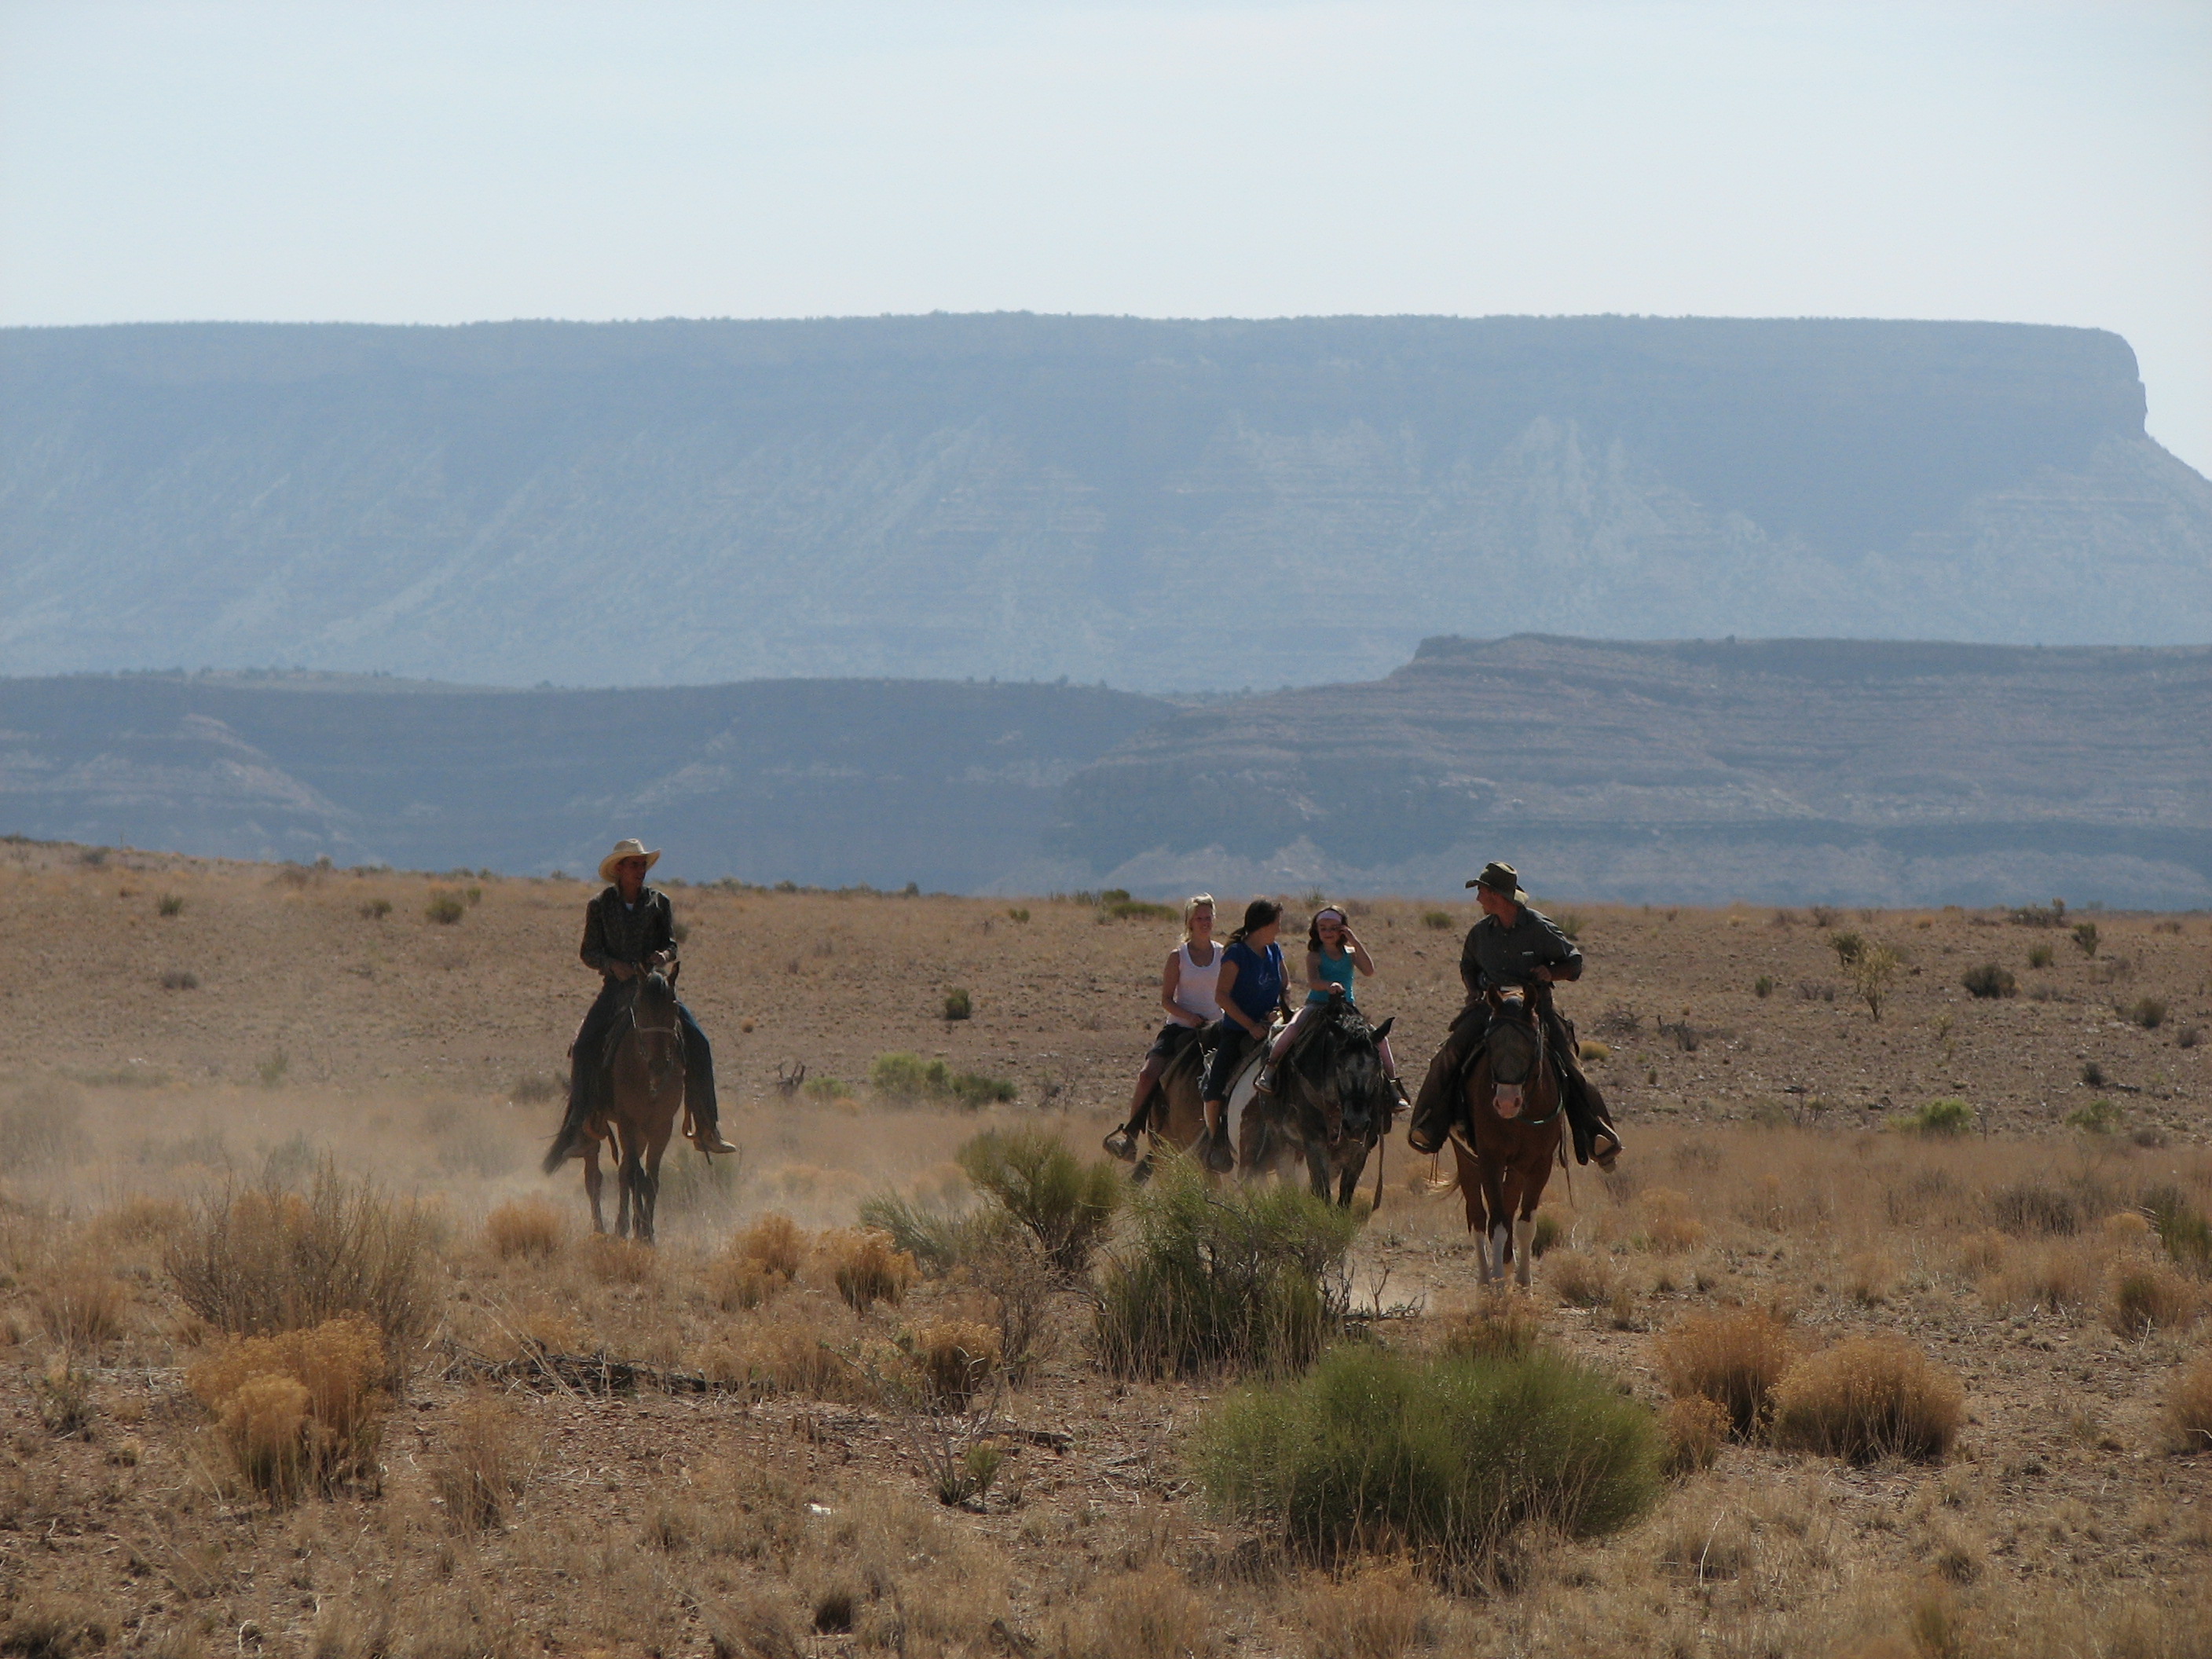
[826,1228,917,1311]
[583,1233,658,1285]
[956,1127,1121,1274]
[1577,1038,1611,1063]
[901,1318,1002,1409]
[942,987,972,1021]
[1753,975,1775,998]
[1195,1343,1661,1569]
[2066,1098,2123,1135]
[425,889,467,925]
[2108,1264,2201,1338]
[2072,921,2100,956]
[156,891,185,916]
[1421,910,1452,931]
[1661,1393,1730,1475]
[1847,943,1900,1019]
[35,1353,96,1437]
[740,1211,807,1277]
[484,1197,564,1260]
[1990,1241,2103,1317]
[189,1315,390,1497]
[1093,1161,1358,1379]
[1529,1211,1564,1256]
[706,1213,808,1309]
[166,1164,438,1361]
[93,1193,192,1246]
[1006,906,1030,923]
[1962,963,2016,999]
[1097,890,1177,921]
[868,1053,1017,1107]
[1991,1181,2078,1237]
[1436,1298,1544,1362]
[159,969,199,991]
[33,1265,127,1348]
[802,1075,854,1101]
[1771,1337,1964,1463]
[2143,1185,2212,1275]
[360,897,392,920]
[1654,1308,1796,1437]
[430,1392,535,1528]
[1910,1098,1974,1137]
[2166,1353,2212,1452]
[856,1192,973,1276]
[1546,1248,1621,1310]
[2123,996,2167,1030]
[2027,943,2055,968]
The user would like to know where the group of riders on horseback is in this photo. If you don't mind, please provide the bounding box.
[1098,862,1622,1180]
[541,840,1621,1240]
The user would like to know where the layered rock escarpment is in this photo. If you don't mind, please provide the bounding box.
[3,315,2204,690]
[1045,635,2212,907]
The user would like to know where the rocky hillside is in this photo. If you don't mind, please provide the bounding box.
[0,672,1168,892]
[4,315,2206,690]
[1046,635,2212,908]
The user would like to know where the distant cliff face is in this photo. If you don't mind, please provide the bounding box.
[1046,635,2212,908]
[0,673,1169,892]
[2,315,2204,690]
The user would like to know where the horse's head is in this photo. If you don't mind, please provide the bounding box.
[1295,1002,1394,1146]
[1484,992,1543,1120]
[631,969,685,1089]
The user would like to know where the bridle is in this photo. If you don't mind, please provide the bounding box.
[1481,984,1563,1128]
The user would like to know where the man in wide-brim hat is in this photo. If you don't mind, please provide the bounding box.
[543,838,736,1168]
[1404,861,1621,1168]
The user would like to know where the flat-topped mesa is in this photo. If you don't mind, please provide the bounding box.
[4,315,2203,690]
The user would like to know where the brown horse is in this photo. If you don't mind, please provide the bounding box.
[1129,1033,1211,1185]
[579,965,688,1244]
[1444,986,1565,1288]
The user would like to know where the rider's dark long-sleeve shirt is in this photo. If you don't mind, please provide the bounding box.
[580,885,677,980]
[1459,906,1583,1000]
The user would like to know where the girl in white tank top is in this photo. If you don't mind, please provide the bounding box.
[1104,895,1221,1161]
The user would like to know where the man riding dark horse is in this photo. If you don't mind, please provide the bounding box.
[1405,860,1622,1169]
[543,838,737,1170]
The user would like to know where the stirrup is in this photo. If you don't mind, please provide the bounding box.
[1254,1064,1278,1096]
[1104,1127,1138,1162]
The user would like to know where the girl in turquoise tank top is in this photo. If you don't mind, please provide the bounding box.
[1255,904,1404,1098]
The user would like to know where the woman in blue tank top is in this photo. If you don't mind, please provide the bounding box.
[1197,898,1289,1171]
[1254,904,1404,1101]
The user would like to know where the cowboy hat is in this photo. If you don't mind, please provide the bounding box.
[1466,861,1529,903]
[599,838,662,884]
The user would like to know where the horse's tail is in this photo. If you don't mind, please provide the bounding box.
[1423,1150,1461,1199]
[540,1133,573,1177]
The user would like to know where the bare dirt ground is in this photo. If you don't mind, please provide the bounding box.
[0,841,2207,1657]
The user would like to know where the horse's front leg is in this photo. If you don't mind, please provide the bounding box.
[581,1135,607,1234]
[1480,1159,1514,1285]
[636,1128,670,1247]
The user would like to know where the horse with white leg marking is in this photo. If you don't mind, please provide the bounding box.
[1443,984,1563,1288]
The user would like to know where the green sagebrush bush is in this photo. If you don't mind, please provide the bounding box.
[955,1127,1121,1274]
[1194,1343,1661,1571]
[869,1052,1016,1108]
[1092,1160,1359,1379]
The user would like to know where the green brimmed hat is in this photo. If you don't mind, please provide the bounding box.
[1466,861,1528,903]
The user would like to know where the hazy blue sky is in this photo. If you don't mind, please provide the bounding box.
[3,1,2207,472]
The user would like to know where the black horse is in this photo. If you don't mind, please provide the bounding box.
[1237,990,1398,1207]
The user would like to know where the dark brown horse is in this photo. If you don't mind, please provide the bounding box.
[1445,986,1564,1288]
[579,964,687,1244]
[1240,994,1397,1207]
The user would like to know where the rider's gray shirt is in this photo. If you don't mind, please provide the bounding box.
[1459,906,1584,998]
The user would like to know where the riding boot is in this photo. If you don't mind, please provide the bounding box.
[1407,1012,1481,1155]
[678,1004,738,1155]
[542,1057,596,1174]
[1199,1119,1236,1174]
[1254,1062,1278,1096]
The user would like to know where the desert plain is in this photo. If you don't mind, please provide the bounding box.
[0,839,2207,1658]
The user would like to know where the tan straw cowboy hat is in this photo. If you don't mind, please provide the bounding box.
[598,838,662,884]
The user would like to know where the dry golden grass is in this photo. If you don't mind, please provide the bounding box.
[903,1317,1001,1408]
[2108,1262,2203,1337]
[741,1211,807,1279]
[2166,1351,2212,1453]
[1770,1336,1965,1463]
[187,1315,388,1496]
[1545,1247,1621,1309]
[0,856,2207,1655]
[1058,1568,1219,1659]
[1297,1565,1445,1659]
[484,1195,564,1259]
[32,1262,127,1348]
[1661,1393,1730,1475]
[1434,1297,1544,1361]
[428,1391,536,1529]
[1653,1308,1796,1437]
[825,1226,917,1312]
